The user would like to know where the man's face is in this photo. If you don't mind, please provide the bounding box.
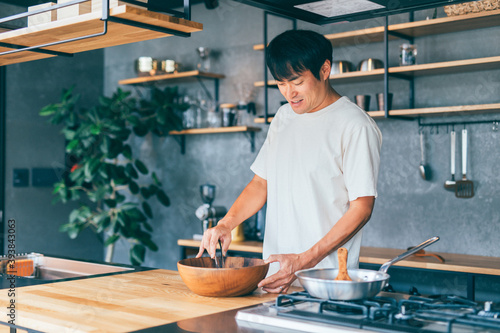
[276,65,330,114]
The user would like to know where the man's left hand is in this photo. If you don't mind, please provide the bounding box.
[257,253,306,293]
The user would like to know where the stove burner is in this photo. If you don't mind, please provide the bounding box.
[267,291,500,333]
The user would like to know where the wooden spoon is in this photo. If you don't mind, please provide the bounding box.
[334,247,352,281]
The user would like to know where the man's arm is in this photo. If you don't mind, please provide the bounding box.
[197,174,267,259]
[258,196,374,293]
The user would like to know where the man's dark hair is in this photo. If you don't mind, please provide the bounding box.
[266,30,332,82]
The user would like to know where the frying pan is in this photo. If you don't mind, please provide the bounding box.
[295,236,439,300]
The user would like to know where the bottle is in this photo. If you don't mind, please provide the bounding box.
[220,103,236,127]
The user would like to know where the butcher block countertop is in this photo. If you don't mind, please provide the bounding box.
[0,269,292,332]
[178,239,500,276]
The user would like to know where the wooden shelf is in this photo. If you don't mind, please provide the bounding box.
[253,9,500,50]
[178,239,263,254]
[254,56,500,87]
[169,126,261,154]
[0,5,203,66]
[255,103,500,122]
[254,117,274,124]
[119,70,225,86]
[169,126,261,135]
[178,239,500,276]
[389,56,500,77]
[368,103,500,118]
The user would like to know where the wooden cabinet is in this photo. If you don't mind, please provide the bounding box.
[0,4,203,66]
[254,9,500,121]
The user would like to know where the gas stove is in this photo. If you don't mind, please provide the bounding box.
[236,291,500,333]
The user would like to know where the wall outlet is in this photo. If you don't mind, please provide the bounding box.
[13,169,29,187]
[32,168,64,187]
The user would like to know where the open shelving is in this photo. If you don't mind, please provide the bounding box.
[169,126,262,154]
[255,103,500,123]
[253,9,500,50]
[253,9,500,121]
[255,56,500,87]
[118,70,224,86]
[118,72,260,154]
[0,4,203,66]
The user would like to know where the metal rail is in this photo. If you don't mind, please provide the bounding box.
[0,0,109,58]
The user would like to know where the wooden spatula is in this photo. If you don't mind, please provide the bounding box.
[334,247,352,281]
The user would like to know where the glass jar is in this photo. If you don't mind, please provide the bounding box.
[220,103,237,127]
[183,107,196,129]
[399,44,417,66]
[236,102,250,126]
[206,105,220,128]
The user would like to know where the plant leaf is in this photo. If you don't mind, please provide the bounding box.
[156,189,170,207]
[104,234,120,246]
[129,180,139,194]
[130,244,146,266]
[142,202,153,219]
[134,159,148,175]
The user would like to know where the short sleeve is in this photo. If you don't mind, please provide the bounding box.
[342,124,382,202]
[250,133,269,180]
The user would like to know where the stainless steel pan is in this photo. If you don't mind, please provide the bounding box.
[295,236,439,300]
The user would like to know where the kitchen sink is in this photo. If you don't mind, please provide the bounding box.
[1,253,134,281]
[33,256,134,280]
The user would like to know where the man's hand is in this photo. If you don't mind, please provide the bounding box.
[196,223,232,259]
[257,253,307,294]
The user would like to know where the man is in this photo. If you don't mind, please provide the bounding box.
[197,30,382,293]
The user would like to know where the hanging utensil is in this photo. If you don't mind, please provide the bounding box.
[455,128,474,198]
[334,248,352,281]
[444,129,456,191]
[419,131,431,180]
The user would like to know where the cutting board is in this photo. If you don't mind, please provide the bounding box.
[0,269,286,332]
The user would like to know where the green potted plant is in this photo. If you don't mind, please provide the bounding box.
[40,86,188,265]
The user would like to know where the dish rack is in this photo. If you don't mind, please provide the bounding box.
[444,0,500,16]
[0,253,44,278]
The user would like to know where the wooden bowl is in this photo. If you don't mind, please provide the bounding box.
[177,257,269,297]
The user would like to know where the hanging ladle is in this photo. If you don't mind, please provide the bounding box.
[444,129,456,190]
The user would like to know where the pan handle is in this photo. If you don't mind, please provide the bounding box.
[379,236,440,274]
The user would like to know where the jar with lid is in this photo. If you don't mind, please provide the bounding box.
[206,102,219,128]
[236,102,251,126]
[399,44,417,66]
[220,103,237,127]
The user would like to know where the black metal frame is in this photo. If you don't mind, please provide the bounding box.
[172,130,257,155]
[0,66,5,255]
[384,14,415,121]
[418,118,500,131]
[234,0,466,26]
[262,11,296,124]
[0,0,193,60]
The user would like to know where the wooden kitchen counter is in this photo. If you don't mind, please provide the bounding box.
[0,269,292,332]
[179,239,500,276]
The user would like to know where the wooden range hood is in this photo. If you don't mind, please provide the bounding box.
[0,1,203,66]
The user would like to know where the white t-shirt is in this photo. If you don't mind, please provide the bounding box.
[250,96,382,276]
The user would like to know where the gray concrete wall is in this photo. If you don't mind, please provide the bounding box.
[4,50,105,261]
[104,2,500,270]
[103,2,500,269]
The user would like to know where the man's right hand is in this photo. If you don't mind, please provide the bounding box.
[196,222,232,259]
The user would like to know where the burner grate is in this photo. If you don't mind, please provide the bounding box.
[269,291,500,333]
